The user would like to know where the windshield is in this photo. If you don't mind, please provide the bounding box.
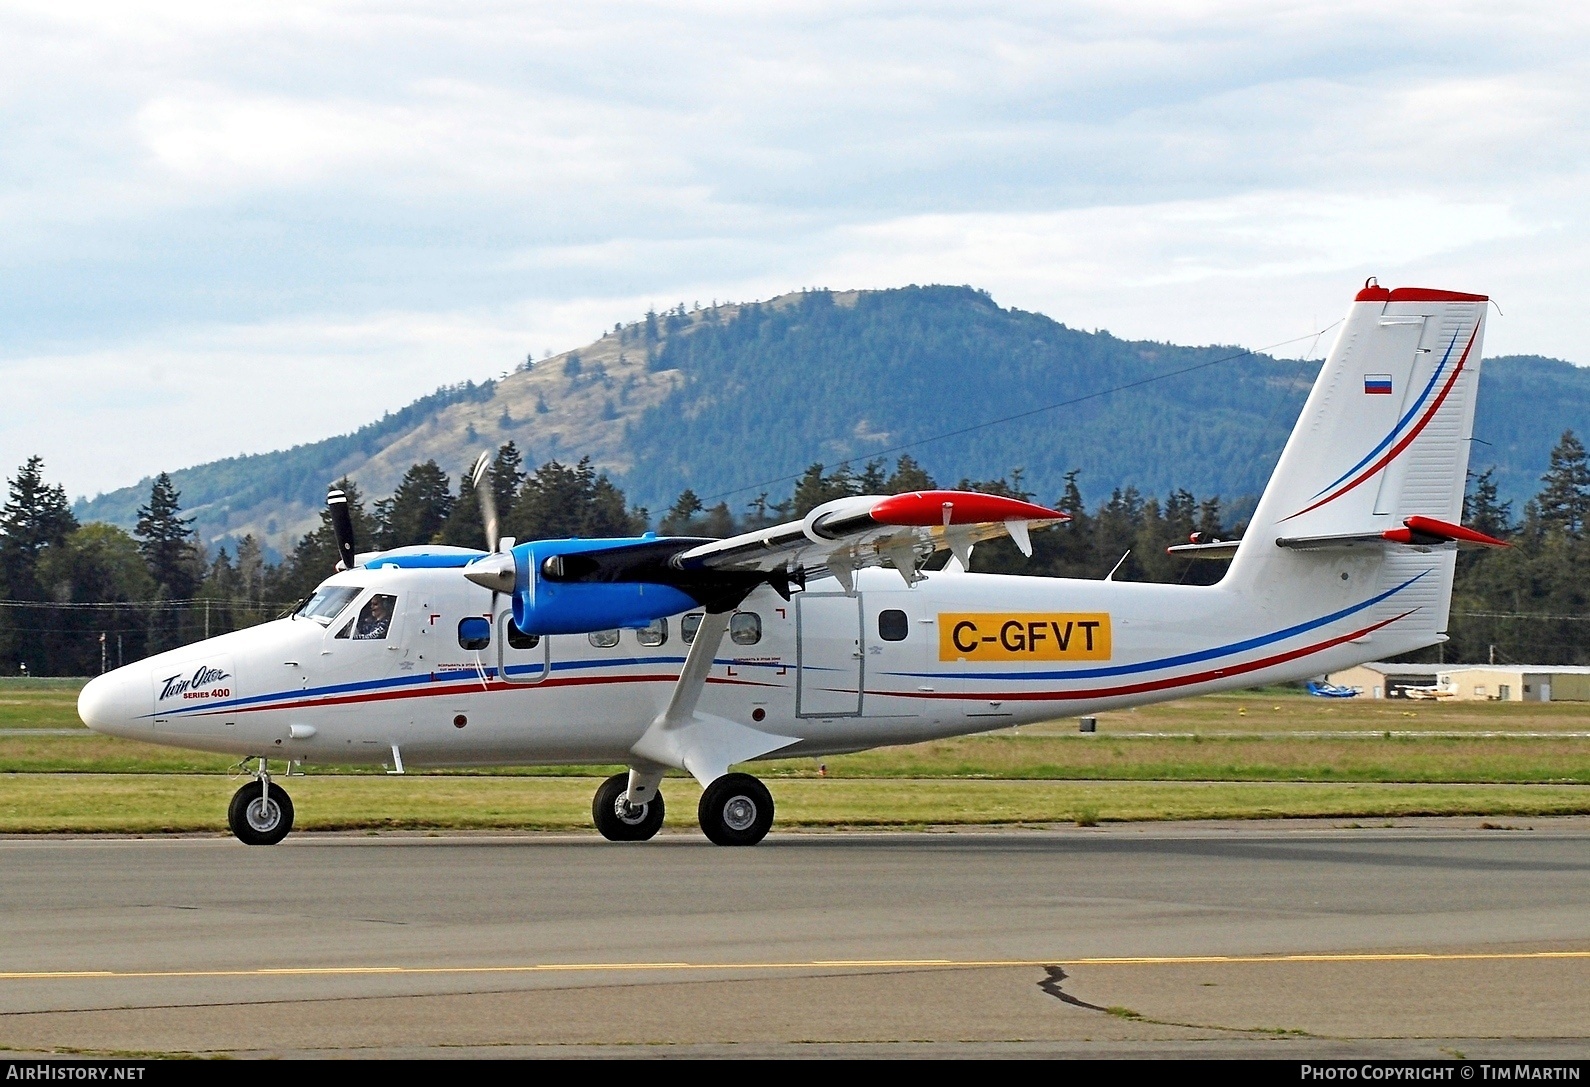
[296,585,362,626]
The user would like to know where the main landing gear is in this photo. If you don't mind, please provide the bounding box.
[228,759,295,846]
[697,773,774,847]
[591,770,775,846]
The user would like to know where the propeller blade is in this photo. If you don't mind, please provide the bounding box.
[327,487,358,572]
[470,451,501,552]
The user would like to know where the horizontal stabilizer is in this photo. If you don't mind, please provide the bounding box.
[1166,537,1241,560]
[1275,516,1507,552]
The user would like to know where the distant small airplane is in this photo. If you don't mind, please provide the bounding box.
[79,282,1505,846]
[1307,681,1361,699]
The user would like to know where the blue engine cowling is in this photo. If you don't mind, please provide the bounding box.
[508,537,702,637]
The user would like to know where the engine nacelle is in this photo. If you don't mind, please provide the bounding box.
[509,537,700,637]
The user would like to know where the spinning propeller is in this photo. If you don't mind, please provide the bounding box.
[463,451,517,593]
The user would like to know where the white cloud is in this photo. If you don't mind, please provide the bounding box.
[0,0,1586,497]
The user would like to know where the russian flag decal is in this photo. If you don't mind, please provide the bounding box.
[1364,374,1393,395]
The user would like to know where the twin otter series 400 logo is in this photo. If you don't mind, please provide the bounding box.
[157,663,232,702]
[939,613,1111,661]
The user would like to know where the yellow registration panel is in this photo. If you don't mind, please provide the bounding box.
[939,613,1111,661]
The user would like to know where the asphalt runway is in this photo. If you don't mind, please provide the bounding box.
[1,820,1588,1059]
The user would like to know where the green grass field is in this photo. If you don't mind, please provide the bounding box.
[2,679,1586,831]
[0,775,1584,834]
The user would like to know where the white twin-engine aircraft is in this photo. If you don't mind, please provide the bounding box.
[79,283,1506,846]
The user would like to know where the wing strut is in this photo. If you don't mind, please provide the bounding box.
[660,611,732,730]
[628,611,797,790]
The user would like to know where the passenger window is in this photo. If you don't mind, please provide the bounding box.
[878,609,909,642]
[729,611,761,646]
[457,616,491,651]
[347,594,397,641]
[636,617,667,647]
[681,614,703,644]
[589,629,620,648]
[506,620,540,650]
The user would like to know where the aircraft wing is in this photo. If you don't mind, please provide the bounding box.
[673,490,1068,591]
[462,489,1069,632]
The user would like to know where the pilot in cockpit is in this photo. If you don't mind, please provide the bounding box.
[353,594,394,640]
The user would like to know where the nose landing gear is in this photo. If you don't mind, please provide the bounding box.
[228,759,295,845]
[592,771,665,841]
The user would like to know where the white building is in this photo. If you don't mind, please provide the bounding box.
[1326,662,1590,701]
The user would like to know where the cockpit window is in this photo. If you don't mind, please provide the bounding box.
[348,594,397,641]
[297,585,362,626]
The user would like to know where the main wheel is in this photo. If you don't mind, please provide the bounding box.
[697,773,774,846]
[228,781,294,846]
[592,772,666,842]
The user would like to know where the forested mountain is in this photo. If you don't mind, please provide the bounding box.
[72,286,1590,559]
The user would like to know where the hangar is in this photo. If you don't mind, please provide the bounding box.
[1326,662,1590,701]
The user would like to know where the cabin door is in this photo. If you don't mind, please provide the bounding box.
[797,592,863,718]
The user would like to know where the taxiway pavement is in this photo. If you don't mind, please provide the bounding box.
[0,819,1587,1058]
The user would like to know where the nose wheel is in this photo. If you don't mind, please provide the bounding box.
[697,773,774,846]
[592,771,665,841]
[228,764,295,845]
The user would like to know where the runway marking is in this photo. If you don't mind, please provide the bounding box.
[2,950,1587,982]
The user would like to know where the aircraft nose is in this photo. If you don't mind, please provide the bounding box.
[78,670,141,736]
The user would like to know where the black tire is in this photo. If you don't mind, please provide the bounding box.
[228,781,294,846]
[697,773,774,846]
[591,772,665,842]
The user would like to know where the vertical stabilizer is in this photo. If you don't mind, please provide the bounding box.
[1225,284,1488,654]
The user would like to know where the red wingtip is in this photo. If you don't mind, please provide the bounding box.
[870,490,1068,527]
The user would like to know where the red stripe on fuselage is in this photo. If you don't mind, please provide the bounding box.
[896,610,1414,703]
[179,671,781,718]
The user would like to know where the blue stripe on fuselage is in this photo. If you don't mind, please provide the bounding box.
[883,570,1428,683]
[148,653,786,719]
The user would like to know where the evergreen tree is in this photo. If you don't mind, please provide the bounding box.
[885,455,935,493]
[490,440,525,521]
[0,457,77,595]
[660,489,704,534]
[0,458,79,672]
[437,465,486,548]
[792,464,859,516]
[506,458,643,541]
[234,535,267,608]
[858,459,887,493]
[133,472,199,599]
[1536,431,1590,536]
[375,461,454,548]
[1462,468,1514,538]
[700,502,736,538]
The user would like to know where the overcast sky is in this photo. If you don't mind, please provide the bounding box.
[3,1,1586,500]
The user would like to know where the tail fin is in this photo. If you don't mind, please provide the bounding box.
[1226,284,1488,653]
